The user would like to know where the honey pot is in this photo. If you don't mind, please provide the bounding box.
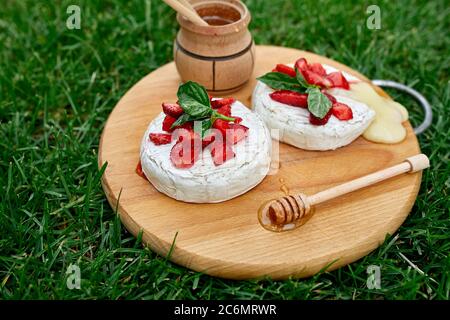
[174,0,255,94]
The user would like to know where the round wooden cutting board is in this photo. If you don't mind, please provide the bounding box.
[99,45,422,280]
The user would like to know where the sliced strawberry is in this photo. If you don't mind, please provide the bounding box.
[233,116,243,124]
[331,102,353,120]
[212,118,230,136]
[135,161,147,180]
[295,58,327,76]
[295,58,333,88]
[326,72,350,90]
[177,121,193,131]
[322,91,337,104]
[309,109,332,126]
[211,98,235,109]
[301,69,332,88]
[202,131,217,148]
[309,63,327,76]
[227,123,249,144]
[164,115,194,132]
[173,128,198,143]
[269,90,308,108]
[216,104,232,117]
[294,58,308,72]
[274,64,296,77]
[170,131,201,169]
[162,103,183,118]
[170,142,200,169]
[149,133,172,145]
[162,115,177,132]
[211,142,235,166]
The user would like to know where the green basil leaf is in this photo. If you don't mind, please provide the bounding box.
[193,119,212,138]
[177,81,212,118]
[257,72,306,93]
[306,87,332,119]
[170,113,195,129]
[296,69,314,89]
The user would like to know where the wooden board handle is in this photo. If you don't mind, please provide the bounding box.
[308,154,429,206]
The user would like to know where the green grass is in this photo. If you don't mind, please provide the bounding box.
[0,0,449,300]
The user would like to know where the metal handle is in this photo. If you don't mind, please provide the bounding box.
[371,80,432,135]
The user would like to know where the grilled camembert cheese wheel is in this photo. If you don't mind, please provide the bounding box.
[252,61,375,151]
[140,101,272,203]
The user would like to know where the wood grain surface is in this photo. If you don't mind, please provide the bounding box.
[98,45,422,280]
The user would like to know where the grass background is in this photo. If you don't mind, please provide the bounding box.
[0,0,449,299]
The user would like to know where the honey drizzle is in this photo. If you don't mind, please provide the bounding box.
[279,178,290,196]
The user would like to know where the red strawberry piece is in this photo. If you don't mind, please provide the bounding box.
[149,133,172,145]
[294,58,308,72]
[210,142,235,166]
[331,102,353,120]
[322,91,337,104]
[211,98,236,109]
[309,63,327,76]
[162,103,183,118]
[269,90,308,108]
[170,142,200,169]
[301,69,332,88]
[177,121,193,131]
[162,115,177,132]
[295,57,332,88]
[309,109,333,126]
[173,128,198,143]
[212,118,230,136]
[202,131,217,148]
[164,115,194,132]
[274,64,296,77]
[170,131,201,169]
[295,58,327,76]
[326,72,350,90]
[226,123,249,144]
[233,116,243,124]
[135,161,147,180]
[216,104,232,117]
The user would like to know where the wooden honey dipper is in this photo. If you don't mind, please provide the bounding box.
[258,154,430,232]
[162,0,209,26]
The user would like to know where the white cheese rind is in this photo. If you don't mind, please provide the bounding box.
[252,64,375,151]
[140,101,272,203]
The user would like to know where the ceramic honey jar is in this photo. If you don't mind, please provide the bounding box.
[174,0,255,94]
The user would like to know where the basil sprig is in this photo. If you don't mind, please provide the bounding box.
[177,80,212,118]
[306,87,332,119]
[172,81,235,137]
[256,72,306,93]
[257,67,333,119]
